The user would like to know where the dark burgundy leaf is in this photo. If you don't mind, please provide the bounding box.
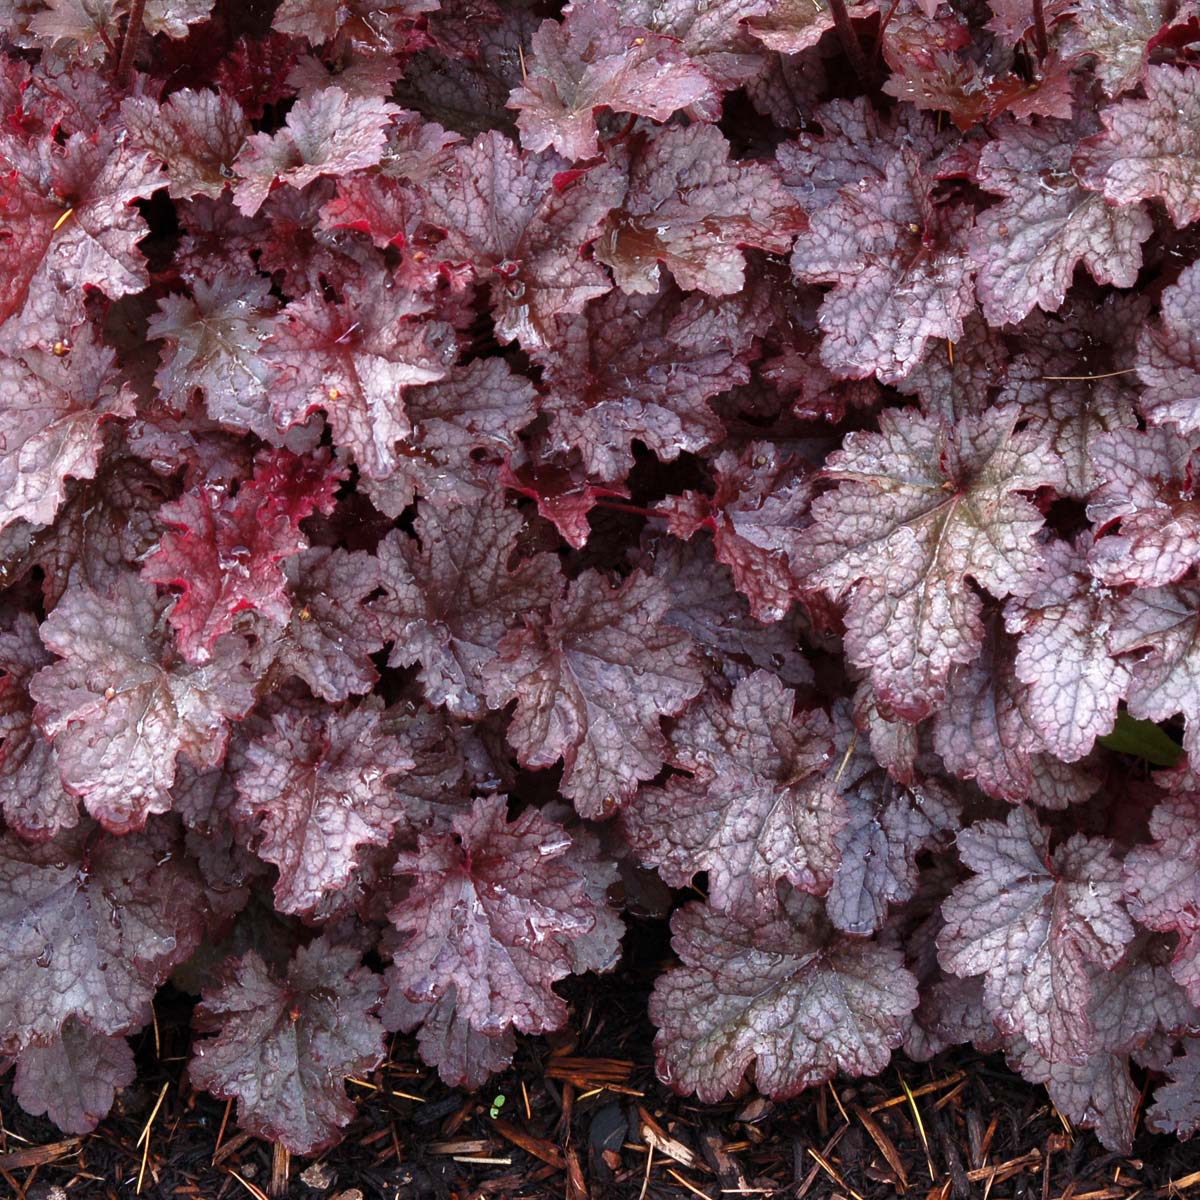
[13,1018,134,1134]
[30,574,257,833]
[938,806,1134,1063]
[190,936,385,1155]
[509,1,715,160]
[598,125,804,297]
[800,406,1062,720]
[484,570,704,817]
[371,492,562,719]
[0,818,205,1052]
[388,795,622,1035]
[658,441,815,624]
[650,891,918,1102]
[623,672,836,915]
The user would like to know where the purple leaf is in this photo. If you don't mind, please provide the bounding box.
[0,332,134,535]
[933,609,1099,808]
[275,547,384,702]
[1123,791,1200,1003]
[787,101,975,381]
[484,569,704,817]
[622,671,837,915]
[13,1018,134,1134]
[232,700,414,915]
[970,114,1150,326]
[30,575,256,833]
[149,271,280,442]
[1004,534,1129,762]
[233,88,401,216]
[994,295,1144,498]
[121,89,249,201]
[748,0,878,54]
[1074,66,1200,228]
[650,891,918,1102]
[599,124,804,296]
[1110,585,1200,762]
[1087,425,1200,588]
[1137,261,1200,435]
[531,284,758,482]
[1007,1039,1138,1153]
[658,441,815,624]
[938,807,1134,1063]
[388,795,622,1035]
[371,492,562,720]
[381,986,516,1088]
[0,819,205,1052]
[0,614,77,842]
[190,936,385,1155]
[266,283,457,479]
[420,132,623,348]
[1149,1039,1200,1138]
[828,711,960,935]
[800,406,1062,720]
[509,0,715,160]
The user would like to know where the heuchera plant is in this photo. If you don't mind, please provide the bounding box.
[4,0,1200,1160]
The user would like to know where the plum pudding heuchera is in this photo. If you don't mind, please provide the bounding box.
[5,0,1200,1162]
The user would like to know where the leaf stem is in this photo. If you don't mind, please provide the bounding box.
[1030,0,1049,63]
[874,0,902,61]
[115,0,147,86]
[828,0,873,87]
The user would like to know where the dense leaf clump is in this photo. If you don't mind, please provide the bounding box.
[3,0,1200,1160]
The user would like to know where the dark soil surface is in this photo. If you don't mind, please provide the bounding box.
[4,921,1200,1200]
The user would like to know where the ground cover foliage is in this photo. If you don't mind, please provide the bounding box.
[2,0,1200,1168]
